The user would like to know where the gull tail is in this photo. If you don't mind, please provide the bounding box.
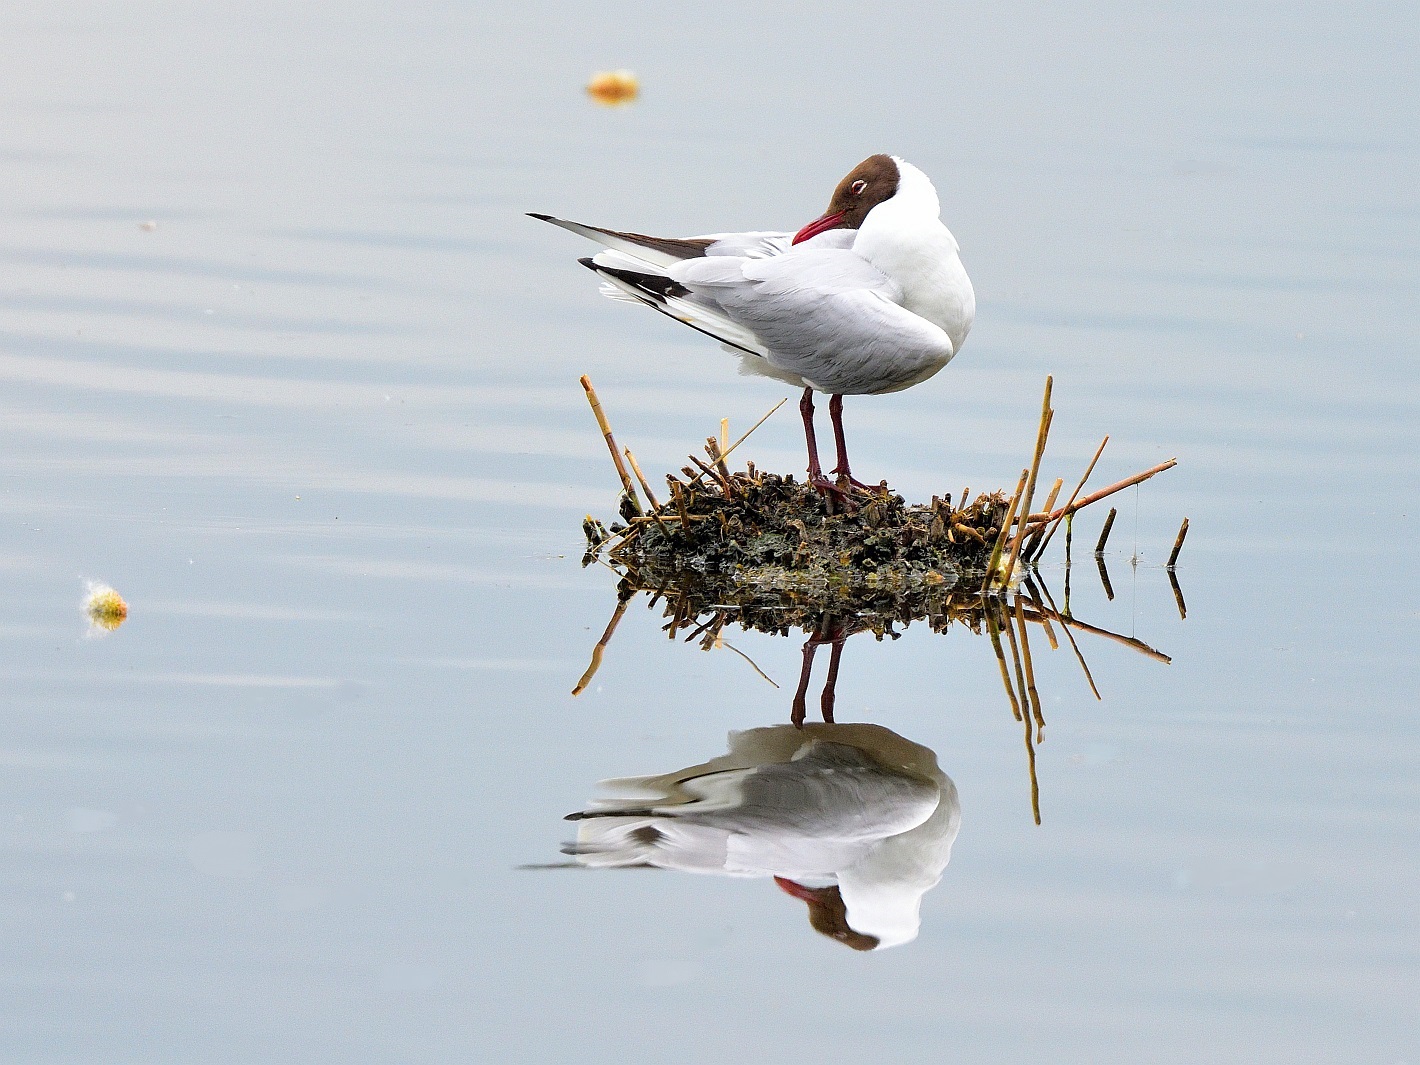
[527,213,714,270]
[577,257,766,358]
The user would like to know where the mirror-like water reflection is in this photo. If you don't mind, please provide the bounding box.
[555,554,1178,947]
[564,722,958,951]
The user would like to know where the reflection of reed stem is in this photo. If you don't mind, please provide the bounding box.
[1003,604,1031,728]
[572,592,632,695]
[1023,577,1059,649]
[1021,604,1171,664]
[1096,552,1115,600]
[1035,572,1101,700]
[580,375,641,514]
[1169,568,1188,620]
[720,638,780,688]
[1015,597,1045,741]
[986,607,1024,722]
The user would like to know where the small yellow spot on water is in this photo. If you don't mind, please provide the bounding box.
[586,69,639,106]
[85,583,128,632]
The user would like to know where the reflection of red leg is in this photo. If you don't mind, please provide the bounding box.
[820,638,845,723]
[791,636,820,729]
[828,394,877,492]
[801,387,850,507]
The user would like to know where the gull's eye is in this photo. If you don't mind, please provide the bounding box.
[850,179,868,195]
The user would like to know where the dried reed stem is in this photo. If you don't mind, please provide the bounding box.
[580,375,641,515]
[1167,517,1190,569]
[984,469,1030,592]
[1022,458,1177,529]
[683,397,788,487]
[1020,477,1063,562]
[668,477,691,530]
[1095,507,1118,555]
[1002,377,1054,581]
[624,448,669,535]
[1035,435,1108,560]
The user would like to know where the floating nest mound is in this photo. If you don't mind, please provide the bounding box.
[589,470,1008,628]
[578,374,1181,629]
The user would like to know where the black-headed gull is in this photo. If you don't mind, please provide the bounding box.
[530,154,975,500]
[563,722,961,950]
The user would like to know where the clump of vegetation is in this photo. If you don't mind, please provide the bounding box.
[598,467,1006,595]
[579,374,1178,603]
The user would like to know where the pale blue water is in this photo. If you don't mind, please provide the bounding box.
[1,2,1416,1062]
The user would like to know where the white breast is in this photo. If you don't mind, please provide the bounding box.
[851,159,976,354]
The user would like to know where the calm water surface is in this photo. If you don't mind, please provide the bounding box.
[1,3,1416,1062]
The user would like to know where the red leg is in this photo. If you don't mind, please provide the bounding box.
[828,394,880,493]
[820,637,845,723]
[791,636,820,729]
[801,387,849,507]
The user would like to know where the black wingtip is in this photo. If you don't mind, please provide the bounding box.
[577,256,600,271]
[527,212,554,222]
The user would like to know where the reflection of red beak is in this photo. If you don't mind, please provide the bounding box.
[791,211,845,245]
[773,875,821,902]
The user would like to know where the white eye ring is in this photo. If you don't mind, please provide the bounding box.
[850,179,867,195]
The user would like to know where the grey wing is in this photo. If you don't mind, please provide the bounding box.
[671,249,956,396]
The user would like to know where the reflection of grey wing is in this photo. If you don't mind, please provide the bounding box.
[695,742,939,841]
[671,249,955,396]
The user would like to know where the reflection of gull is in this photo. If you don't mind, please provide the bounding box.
[564,723,960,950]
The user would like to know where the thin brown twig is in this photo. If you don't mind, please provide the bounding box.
[624,448,669,533]
[1003,377,1054,580]
[683,397,788,487]
[1095,507,1118,555]
[1036,435,1109,560]
[984,469,1029,592]
[720,638,781,689]
[1021,459,1177,528]
[580,375,640,514]
[1168,517,1190,569]
[1021,477,1063,562]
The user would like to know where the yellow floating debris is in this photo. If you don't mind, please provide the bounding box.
[85,583,128,631]
[586,69,639,106]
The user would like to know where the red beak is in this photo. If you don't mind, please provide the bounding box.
[773,876,822,901]
[791,210,845,246]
